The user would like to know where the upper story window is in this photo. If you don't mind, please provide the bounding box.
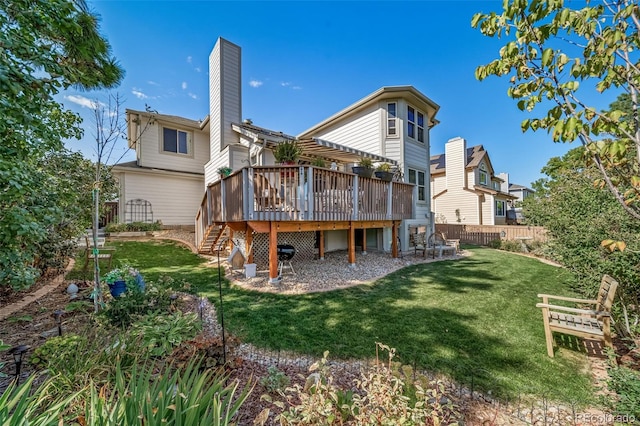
[492,181,500,190]
[387,102,397,137]
[407,106,425,143]
[163,127,191,155]
[479,163,488,186]
[408,168,426,202]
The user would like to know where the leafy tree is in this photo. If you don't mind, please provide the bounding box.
[523,147,640,336]
[0,0,123,288]
[473,0,640,220]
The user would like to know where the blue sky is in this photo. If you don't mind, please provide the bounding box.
[60,0,619,187]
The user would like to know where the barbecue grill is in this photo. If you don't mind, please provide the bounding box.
[277,244,295,261]
[277,244,296,276]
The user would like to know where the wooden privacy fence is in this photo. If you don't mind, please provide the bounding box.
[435,224,547,246]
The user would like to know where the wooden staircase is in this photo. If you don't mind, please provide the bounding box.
[197,224,229,255]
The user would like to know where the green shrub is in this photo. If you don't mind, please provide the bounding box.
[488,239,502,249]
[259,366,290,393]
[81,359,252,425]
[501,239,524,252]
[99,280,171,328]
[130,311,201,357]
[105,221,162,233]
[30,334,87,369]
[267,344,460,425]
[605,363,640,419]
[0,375,80,424]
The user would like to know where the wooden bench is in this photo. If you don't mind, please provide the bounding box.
[536,274,618,357]
[83,236,115,273]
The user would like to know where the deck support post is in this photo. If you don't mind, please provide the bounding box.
[246,229,254,264]
[392,221,399,258]
[361,227,367,255]
[318,230,325,260]
[348,221,356,267]
[268,221,280,284]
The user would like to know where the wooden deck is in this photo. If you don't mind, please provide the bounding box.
[195,165,415,282]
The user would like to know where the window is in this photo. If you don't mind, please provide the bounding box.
[479,164,488,186]
[408,168,426,201]
[492,181,499,190]
[407,105,425,143]
[163,127,190,155]
[387,103,397,136]
[496,200,506,216]
[407,106,415,138]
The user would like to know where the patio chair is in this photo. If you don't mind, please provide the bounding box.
[536,275,618,357]
[427,232,457,259]
[410,231,427,257]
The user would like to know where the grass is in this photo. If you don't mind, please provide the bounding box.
[70,240,595,403]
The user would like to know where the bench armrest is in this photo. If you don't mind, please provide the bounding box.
[536,303,610,317]
[537,294,598,304]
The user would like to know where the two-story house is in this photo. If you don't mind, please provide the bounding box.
[115,37,441,283]
[430,137,516,225]
[112,112,210,227]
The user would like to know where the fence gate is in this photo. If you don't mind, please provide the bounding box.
[125,199,154,223]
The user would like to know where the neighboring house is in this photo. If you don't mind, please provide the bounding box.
[430,137,516,225]
[112,111,210,227]
[496,173,535,206]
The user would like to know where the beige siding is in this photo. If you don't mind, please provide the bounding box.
[314,105,381,155]
[481,194,495,225]
[433,190,479,225]
[118,170,204,226]
[137,118,209,174]
[445,137,466,190]
[431,174,447,197]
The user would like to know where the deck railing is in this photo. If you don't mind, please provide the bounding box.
[196,165,414,247]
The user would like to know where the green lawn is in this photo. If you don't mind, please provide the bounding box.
[70,240,595,403]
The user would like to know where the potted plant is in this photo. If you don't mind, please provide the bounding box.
[217,166,232,178]
[375,163,394,181]
[274,140,302,178]
[103,265,145,298]
[310,157,326,168]
[352,157,374,178]
[273,140,302,164]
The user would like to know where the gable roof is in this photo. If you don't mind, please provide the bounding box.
[126,109,209,130]
[298,85,440,138]
[509,183,535,192]
[430,144,488,175]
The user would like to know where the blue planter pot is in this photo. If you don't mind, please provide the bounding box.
[108,280,127,298]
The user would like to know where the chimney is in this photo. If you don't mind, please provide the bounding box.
[445,137,467,190]
[208,37,241,155]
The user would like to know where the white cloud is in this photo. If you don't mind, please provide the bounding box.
[194,67,201,73]
[249,79,263,88]
[281,81,301,90]
[64,95,100,109]
[181,81,187,90]
[187,55,192,63]
[147,80,159,86]
[131,88,149,99]
[188,92,197,99]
